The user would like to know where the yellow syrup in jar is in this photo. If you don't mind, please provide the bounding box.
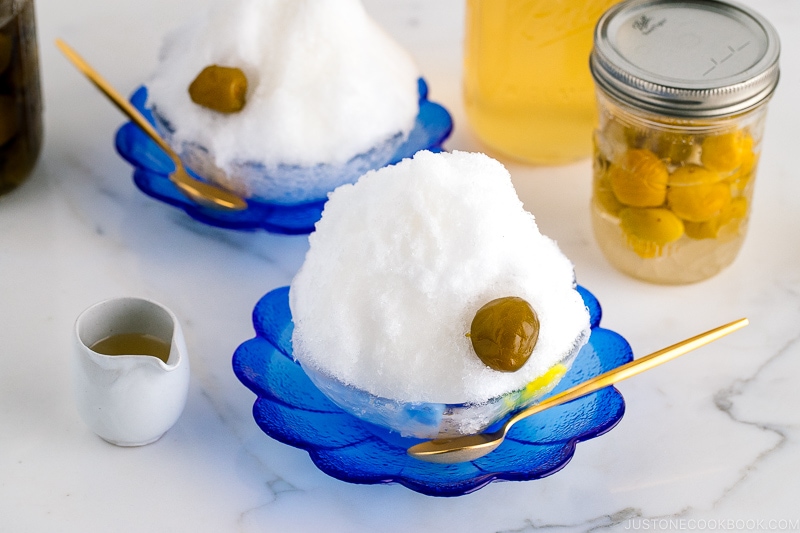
[464,0,617,165]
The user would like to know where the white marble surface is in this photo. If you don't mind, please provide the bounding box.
[2,0,799,531]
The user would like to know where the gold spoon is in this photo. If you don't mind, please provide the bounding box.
[408,317,749,464]
[55,39,247,211]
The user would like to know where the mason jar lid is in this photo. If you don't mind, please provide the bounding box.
[590,0,780,118]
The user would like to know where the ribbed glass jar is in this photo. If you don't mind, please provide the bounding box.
[590,0,779,284]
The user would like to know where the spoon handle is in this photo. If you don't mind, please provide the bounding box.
[503,317,749,433]
[55,39,175,158]
[55,39,248,211]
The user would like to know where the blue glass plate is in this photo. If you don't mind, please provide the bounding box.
[114,79,453,234]
[232,286,632,497]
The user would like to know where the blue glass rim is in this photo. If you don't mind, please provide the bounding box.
[114,78,453,234]
[232,285,632,496]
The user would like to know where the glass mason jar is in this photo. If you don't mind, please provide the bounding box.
[589,0,780,284]
[0,0,42,196]
[463,0,619,165]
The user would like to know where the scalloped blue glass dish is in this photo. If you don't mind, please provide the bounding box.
[114,78,452,234]
[232,285,632,497]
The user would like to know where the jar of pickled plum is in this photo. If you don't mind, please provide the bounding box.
[589,0,780,284]
[0,0,42,196]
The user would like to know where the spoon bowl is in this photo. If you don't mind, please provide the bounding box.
[408,317,749,463]
[55,39,247,211]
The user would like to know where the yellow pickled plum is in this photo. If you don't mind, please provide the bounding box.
[701,130,745,173]
[594,170,625,217]
[647,130,695,164]
[669,164,720,187]
[469,296,540,373]
[721,196,749,227]
[738,135,756,174]
[595,184,625,217]
[619,207,684,258]
[188,65,248,114]
[684,197,748,239]
[667,165,731,222]
[609,149,669,207]
[727,135,758,194]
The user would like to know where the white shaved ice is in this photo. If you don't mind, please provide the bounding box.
[146,0,419,170]
[289,151,591,405]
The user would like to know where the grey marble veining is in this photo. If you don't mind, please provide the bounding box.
[1,0,798,531]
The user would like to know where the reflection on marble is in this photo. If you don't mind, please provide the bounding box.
[1,0,799,531]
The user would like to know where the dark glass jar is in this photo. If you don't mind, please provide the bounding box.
[0,0,42,196]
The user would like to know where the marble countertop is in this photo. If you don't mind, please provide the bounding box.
[2,0,799,531]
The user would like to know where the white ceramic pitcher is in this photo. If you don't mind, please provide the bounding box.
[73,297,190,446]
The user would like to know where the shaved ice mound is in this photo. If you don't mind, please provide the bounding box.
[146,0,420,204]
[289,150,591,437]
